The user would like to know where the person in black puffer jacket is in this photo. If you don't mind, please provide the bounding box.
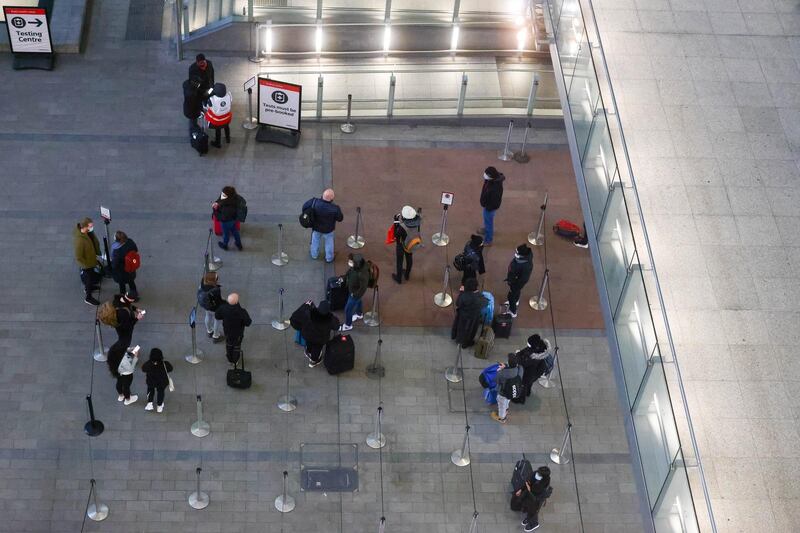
[479,166,505,245]
[341,253,370,331]
[504,244,533,317]
[212,185,243,251]
[197,271,223,343]
[183,75,204,134]
[295,300,340,368]
[141,348,173,413]
[513,465,552,531]
[215,293,252,365]
[460,234,486,286]
[111,231,139,299]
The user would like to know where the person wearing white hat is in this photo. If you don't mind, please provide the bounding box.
[391,206,422,284]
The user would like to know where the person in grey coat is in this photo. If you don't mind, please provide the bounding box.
[491,353,524,424]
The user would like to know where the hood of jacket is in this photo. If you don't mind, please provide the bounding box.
[530,338,552,360]
[350,254,366,270]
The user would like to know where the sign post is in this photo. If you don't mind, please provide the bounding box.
[255,77,302,148]
[3,6,55,70]
[242,76,258,130]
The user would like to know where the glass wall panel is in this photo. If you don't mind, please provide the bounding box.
[581,112,617,231]
[597,187,634,309]
[614,267,658,406]
[567,34,597,159]
[654,467,700,533]
[556,0,580,83]
[633,363,681,505]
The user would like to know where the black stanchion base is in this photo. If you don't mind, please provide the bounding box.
[13,53,55,71]
[256,125,300,148]
[84,420,104,437]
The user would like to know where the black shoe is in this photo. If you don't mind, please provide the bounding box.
[524,522,540,532]
[218,241,228,251]
[211,141,222,148]
[391,273,402,284]
[235,243,243,251]
[225,137,231,144]
[404,271,410,281]
[84,295,100,306]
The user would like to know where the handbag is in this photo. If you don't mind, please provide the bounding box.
[164,363,175,392]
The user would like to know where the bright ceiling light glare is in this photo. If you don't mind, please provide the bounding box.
[265,26,273,56]
[517,29,526,51]
[450,24,460,52]
[383,24,391,52]
[315,25,323,54]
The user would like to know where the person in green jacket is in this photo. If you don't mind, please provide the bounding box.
[340,253,370,331]
[73,217,102,305]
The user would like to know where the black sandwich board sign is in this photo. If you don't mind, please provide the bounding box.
[255,77,302,148]
[3,5,54,70]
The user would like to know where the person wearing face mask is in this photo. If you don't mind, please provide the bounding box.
[504,244,533,318]
[512,465,552,531]
[188,53,215,96]
[341,253,370,332]
[110,231,139,300]
[73,217,102,306]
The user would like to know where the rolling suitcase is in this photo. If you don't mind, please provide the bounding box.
[326,276,348,311]
[474,325,495,359]
[492,305,513,339]
[191,121,209,156]
[226,348,252,389]
[324,334,355,375]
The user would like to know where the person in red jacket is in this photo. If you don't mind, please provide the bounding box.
[203,83,232,148]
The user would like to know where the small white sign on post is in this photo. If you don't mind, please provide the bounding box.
[3,6,52,54]
[258,78,302,132]
[441,192,454,206]
[100,206,111,221]
[243,76,256,92]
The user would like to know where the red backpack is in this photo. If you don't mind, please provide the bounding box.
[552,220,582,239]
[124,250,141,273]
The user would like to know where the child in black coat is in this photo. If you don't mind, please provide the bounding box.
[141,348,173,413]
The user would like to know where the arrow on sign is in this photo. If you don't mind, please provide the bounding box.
[31,18,43,27]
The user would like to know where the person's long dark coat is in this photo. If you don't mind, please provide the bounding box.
[451,290,488,348]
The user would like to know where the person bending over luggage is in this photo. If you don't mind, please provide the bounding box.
[113,291,143,346]
[341,253,369,331]
[111,231,139,299]
[107,341,140,406]
[460,234,486,286]
[390,206,422,284]
[491,353,524,424]
[451,278,488,349]
[298,300,340,368]
[514,334,552,400]
[197,271,224,343]
[512,466,552,531]
[504,244,533,318]
[215,293,252,366]
[141,348,173,413]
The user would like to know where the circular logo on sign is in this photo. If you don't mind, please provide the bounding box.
[10,17,26,28]
[271,91,288,104]
[220,101,226,107]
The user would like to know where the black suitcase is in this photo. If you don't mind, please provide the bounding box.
[326,276,348,311]
[191,129,209,156]
[324,334,355,375]
[492,306,513,339]
[226,349,252,389]
[511,457,533,492]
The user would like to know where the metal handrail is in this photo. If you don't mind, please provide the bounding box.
[571,0,718,530]
[255,19,518,28]
[258,65,552,75]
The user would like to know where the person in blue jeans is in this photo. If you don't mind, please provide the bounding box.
[212,186,243,250]
[478,166,505,246]
[341,253,370,331]
[302,188,343,263]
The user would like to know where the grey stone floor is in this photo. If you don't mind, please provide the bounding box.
[591,0,800,530]
[0,1,645,531]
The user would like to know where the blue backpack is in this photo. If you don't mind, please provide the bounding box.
[479,363,501,404]
[480,291,495,324]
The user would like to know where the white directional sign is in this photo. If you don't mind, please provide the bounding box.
[3,6,53,54]
[257,78,302,131]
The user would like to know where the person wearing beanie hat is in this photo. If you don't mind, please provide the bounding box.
[141,348,174,413]
[203,80,232,148]
[459,234,487,286]
[504,244,534,317]
[73,217,103,306]
[296,300,340,367]
[451,277,488,348]
[513,465,553,531]
[513,333,552,400]
[478,166,505,245]
[391,206,422,284]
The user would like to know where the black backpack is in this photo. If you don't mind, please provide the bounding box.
[299,199,317,229]
[501,367,524,400]
[511,457,533,492]
[453,253,466,272]
[236,195,248,223]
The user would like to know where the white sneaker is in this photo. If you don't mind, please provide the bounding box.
[117,394,125,402]
[123,394,138,406]
[352,314,364,322]
[145,402,154,411]
[509,310,518,318]
[340,324,353,332]
[156,404,164,413]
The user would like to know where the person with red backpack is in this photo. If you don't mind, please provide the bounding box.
[111,231,139,300]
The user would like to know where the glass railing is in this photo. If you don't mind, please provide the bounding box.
[543,0,717,531]
[254,63,562,118]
